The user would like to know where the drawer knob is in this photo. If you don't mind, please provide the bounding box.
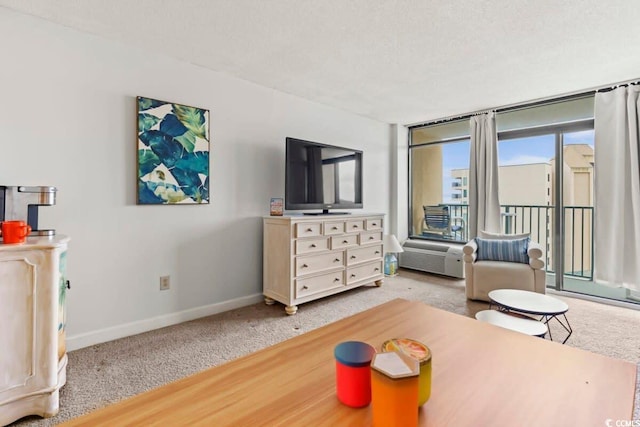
[352,225,358,228]
[302,264,308,268]
[375,250,380,254]
[310,244,317,248]
[306,228,313,232]
[332,226,338,230]
[350,255,356,259]
[342,240,348,244]
[334,278,340,282]
[369,236,375,240]
[334,258,341,262]
[350,274,356,278]
[372,222,377,226]
[374,268,380,272]
[302,285,309,290]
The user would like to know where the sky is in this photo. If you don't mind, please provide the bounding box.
[442,130,594,202]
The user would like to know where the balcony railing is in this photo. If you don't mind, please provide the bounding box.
[417,204,594,279]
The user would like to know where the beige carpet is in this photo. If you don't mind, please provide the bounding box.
[11,269,640,426]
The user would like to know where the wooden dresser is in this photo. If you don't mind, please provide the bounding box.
[0,235,69,426]
[263,214,384,314]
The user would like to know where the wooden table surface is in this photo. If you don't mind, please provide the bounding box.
[61,298,637,427]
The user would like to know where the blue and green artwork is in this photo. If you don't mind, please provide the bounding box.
[137,96,210,204]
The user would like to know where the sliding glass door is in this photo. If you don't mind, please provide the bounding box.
[496,121,593,291]
[408,94,635,304]
[495,133,555,269]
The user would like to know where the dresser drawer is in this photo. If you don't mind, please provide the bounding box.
[295,237,330,255]
[296,271,344,298]
[323,221,345,235]
[346,245,383,266]
[331,234,359,250]
[345,220,364,233]
[295,222,322,238]
[360,231,382,245]
[365,218,383,231]
[346,260,383,285]
[295,252,344,276]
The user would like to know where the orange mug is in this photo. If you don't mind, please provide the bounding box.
[1,220,32,244]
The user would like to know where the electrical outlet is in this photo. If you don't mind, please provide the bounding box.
[160,275,170,291]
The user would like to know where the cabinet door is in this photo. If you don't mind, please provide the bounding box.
[0,250,57,402]
[0,257,37,394]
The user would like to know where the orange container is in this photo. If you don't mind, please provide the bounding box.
[382,338,432,406]
[370,351,420,427]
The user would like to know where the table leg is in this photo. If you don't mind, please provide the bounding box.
[541,314,572,344]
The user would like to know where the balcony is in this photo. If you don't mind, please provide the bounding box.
[418,204,594,280]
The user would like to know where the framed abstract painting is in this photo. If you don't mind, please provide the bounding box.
[136,96,210,204]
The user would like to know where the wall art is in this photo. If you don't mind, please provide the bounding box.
[137,96,210,204]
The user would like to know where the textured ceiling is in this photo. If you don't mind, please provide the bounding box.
[1,0,640,124]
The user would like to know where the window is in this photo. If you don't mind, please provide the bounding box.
[409,121,470,242]
[409,95,594,248]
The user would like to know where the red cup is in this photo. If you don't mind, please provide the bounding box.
[1,220,32,244]
[334,341,376,407]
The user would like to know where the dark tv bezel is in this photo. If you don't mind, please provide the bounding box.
[285,137,363,212]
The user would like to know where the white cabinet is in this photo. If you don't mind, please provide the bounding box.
[0,236,69,426]
[263,214,383,314]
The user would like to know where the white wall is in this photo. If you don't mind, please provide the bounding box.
[0,9,391,349]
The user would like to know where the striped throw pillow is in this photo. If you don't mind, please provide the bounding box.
[475,237,530,264]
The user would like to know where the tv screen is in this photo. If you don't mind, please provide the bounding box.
[285,137,363,214]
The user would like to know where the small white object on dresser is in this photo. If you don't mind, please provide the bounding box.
[0,235,70,426]
[263,214,384,315]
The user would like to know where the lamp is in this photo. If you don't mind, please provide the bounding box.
[383,234,404,277]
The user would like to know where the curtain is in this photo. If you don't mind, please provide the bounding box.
[468,112,501,238]
[594,86,640,291]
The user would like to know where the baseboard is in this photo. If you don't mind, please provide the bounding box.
[66,293,264,351]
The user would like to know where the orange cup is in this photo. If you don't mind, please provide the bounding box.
[371,351,420,427]
[1,220,32,244]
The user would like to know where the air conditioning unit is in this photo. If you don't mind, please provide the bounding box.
[399,240,465,279]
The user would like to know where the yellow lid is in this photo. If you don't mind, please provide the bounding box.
[381,338,431,365]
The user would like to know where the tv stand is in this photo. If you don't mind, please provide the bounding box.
[262,214,384,314]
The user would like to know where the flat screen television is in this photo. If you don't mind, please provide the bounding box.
[285,137,363,214]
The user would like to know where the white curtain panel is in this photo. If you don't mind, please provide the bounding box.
[594,86,640,291]
[468,112,501,239]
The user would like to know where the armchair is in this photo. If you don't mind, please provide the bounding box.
[463,232,546,302]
